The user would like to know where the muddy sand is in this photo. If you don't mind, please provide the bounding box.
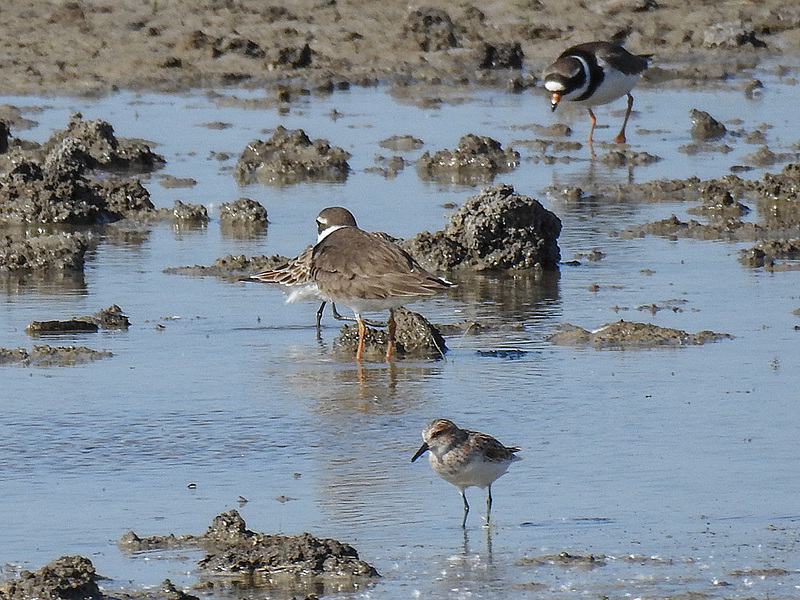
[1,0,798,97]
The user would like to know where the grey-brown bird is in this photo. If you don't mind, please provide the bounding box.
[543,41,651,144]
[255,207,451,361]
[251,207,356,328]
[412,418,521,527]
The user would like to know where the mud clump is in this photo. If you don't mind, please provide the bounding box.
[218,197,268,226]
[402,7,458,52]
[702,20,767,49]
[119,510,378,593]
[0,555,103,600]
[739,239,800,270]
[755,163,800,226]
[42,113,165,173]
[616,161,800,252]
[218,197,268,238]
[403,183,561,271]
[26,304,130,335]
[165,254,290,279]
[170,200,209,226]
[234,125,351,185]
[0,556,198,600]
[597,149,662,168]
[0,115,160,226]
[0,345,113,366]
[479,42,524,70]
[689,108,727,140]
[687,180,750,219]
[416,134,519,184]
[624,214,768,241]
[519,552,607,570]
[547,320,732,349]
[335,307,447,360]
[379,135,424,152]
[0,232,89,272]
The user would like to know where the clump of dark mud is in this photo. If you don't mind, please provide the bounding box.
[415,134,519,184]
[519,552,607,570]
[164,254,290,280]
[687,180,751,219]
[218,197,268,238]
[689,108,728,140]
[119,510,378,593]
[0,114,162,226]
[0,345,113,366]
[547,320,732,349]
[218,197,268,226]
[624,213,769,241]
[739,239,800,270]
[0,555,103,600]
[0,555,199,600]
[234,125,351,185]
[42,113,165,173]
[379,135,424,152]
[335,307,447,360]
[603,162,800,257]
[597,149,661,168]
[170,200,209,227]
[26,305,130,335]
[0,232,89,272]
[402,7,458,52]
[366,154,407,179]
[403,183,561,271]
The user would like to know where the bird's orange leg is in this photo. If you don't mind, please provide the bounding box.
[386,309,396,362]
[355,314,366,362]
[587,108,597,145]
[614,93,634,144]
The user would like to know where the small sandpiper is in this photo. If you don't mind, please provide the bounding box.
[543,41,651,144]
[412,418,520,527]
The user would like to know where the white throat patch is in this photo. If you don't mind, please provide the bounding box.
[317,224,346,243]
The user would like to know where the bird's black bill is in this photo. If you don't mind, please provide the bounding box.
[411,442,429,462]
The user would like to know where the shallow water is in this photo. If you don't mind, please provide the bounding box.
[1,75,800,599]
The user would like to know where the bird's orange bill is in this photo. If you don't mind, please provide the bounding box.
[411,442,429,462]
[550,92,562,112]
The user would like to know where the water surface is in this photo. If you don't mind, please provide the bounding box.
[1,78,800,598]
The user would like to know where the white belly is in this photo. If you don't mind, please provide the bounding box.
[570,68,640,107]
[286,283,327,303]
[430,453,512,490]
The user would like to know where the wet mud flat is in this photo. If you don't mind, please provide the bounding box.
[0,511,378,600]
[2,3,800,598]
[0,0,797,97]
[2,86,800,600]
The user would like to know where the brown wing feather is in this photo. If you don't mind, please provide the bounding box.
[468,431,521,462]
[311,227,450,301]
[251,246,313,285]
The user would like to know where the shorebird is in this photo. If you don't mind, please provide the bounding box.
[412,418,520,527]
[543,41,651,144]
[254,207,451,361]
[251,208,357,328]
